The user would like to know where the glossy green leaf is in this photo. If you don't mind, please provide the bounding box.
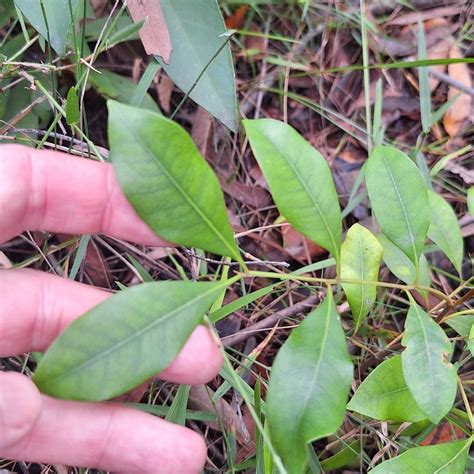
[366,146,430,271]
[377,235,431,288]
[468,187,474,217]
[427,190,463,275]
[446,315,474,337]
[14,0,78,56]
[267,293,353,474]
[107,100,241,263]
[401,296,457,424]
[341,224,383,329]
[89,70,160,113]
[158,0,238,131]
[65,87,79,125]
[369,439,471,473]
[243,119,342,263]
[34,281,222,400]
[347,355,426,422]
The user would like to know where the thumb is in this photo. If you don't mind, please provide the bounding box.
[0,372,42,451]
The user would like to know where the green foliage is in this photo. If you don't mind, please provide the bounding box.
[347,355,427,422]
[266,293,353,473]
[158,0,238,131]
[369,439,472,473]
[243,118,342,264]
[468,187,474,217]
[89,70,160,113]
[33,281,224,401]
[401,296,457,424]
[13,0,78,56]
[427,190,464,275]
[65,86,79,125]
[340,224,383,329]
[377,234,431,287]
[365,146,430,273]
[107,100,242,264]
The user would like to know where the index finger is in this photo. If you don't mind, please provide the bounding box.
[0,144,167,246]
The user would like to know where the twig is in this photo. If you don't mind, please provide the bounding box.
[429,68,474,98]
[222,293,321,346]
[182,248,290,268]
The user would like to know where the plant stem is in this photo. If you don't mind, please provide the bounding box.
[242,270,453,307]
[457,377,474,432]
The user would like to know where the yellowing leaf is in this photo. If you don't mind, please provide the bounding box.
[341,224,383,330]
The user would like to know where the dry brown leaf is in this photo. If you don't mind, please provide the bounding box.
[191,107,214,158]
[127,0,172,62]
[281,225,327,261]
[189,385,251,445]
[225,5,248,29]
[157,74,174,113]
[424,19,451,91]
[443,44,472,137]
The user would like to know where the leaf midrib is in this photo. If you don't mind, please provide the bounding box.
[295,298,333,439]
[433,441,470,473]
[410,304,438,416]
[380,154,418,265]
[265,136,340,260]
[48,283,219,383]
[132,133,238,260]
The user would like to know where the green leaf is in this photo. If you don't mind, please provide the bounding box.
[417,17,431,134]
[446,315,474,337]
[369,439,472,474]
[158,0,238,131]
[243,119,342,263]
[347,355,427,422]
[366,146,430,271]
[468,325,474,357]
[467,187,474,217]
[377,234,431,288]
[320,441,361,471]
[427,190,464,275]
[267,293,353,474]
[89,70,160,113]
[33,281,223,401]
[341,224,383,329]
[401,296,457,424]
[107,100,241,263]
[65,86,79,125]
[13,0,78,56]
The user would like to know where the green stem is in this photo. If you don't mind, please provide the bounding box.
[243,270,453,307]
[35,80,105,162]
[457,377,474,432]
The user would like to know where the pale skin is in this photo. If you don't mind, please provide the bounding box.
[0,144,223,473]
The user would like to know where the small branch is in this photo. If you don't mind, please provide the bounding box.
[182,248,290,268]
[429,68,474,98]
[222,293,321,347]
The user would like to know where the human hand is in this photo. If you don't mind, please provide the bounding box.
[0,145,222,473]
